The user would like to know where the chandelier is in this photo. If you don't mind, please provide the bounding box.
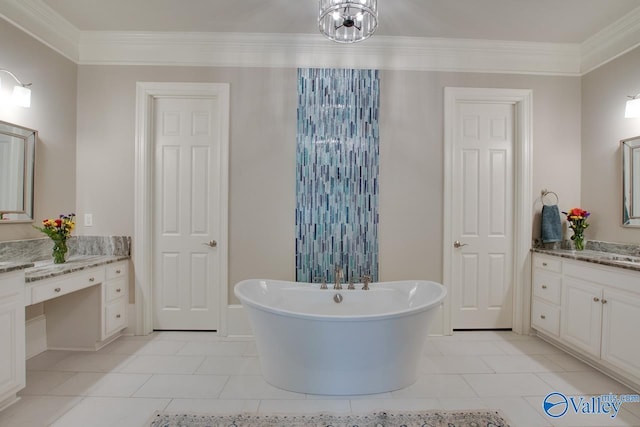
[318,0,378,44]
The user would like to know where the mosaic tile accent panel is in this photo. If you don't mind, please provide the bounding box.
[296,68,379,283]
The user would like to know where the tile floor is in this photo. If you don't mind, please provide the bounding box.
[1,331,639,426]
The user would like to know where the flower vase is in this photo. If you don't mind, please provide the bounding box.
[52,239,68,264]
[572,233,585,251]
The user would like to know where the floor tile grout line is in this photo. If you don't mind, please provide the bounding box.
[47,395,87,427]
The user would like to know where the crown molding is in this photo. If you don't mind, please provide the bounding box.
[581,6,640,74]
[1,0,640,75]
[0,0,79,62]
[77,31,582,75]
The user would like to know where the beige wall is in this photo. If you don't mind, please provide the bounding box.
[0,19,77,241]
[582,46,640,244]
[75,65,581,304]
[380,71,582,281]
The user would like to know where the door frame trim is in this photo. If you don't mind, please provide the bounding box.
[443,87,533,335]
[134,82,230,336]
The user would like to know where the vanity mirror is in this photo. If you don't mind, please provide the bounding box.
[622,135,640,227]
[0,120,36,223]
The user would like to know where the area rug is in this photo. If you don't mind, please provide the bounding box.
[148,410,511,427]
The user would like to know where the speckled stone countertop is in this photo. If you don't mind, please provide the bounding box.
[0,236,130,280]
[24,255,130,283]
[0,261,35,275]
[532,248,640,272]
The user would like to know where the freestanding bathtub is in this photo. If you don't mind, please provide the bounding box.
[234,279,447,395]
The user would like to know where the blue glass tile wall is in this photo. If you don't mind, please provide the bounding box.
[295,68,379,284]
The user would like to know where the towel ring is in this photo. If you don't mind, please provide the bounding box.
[541,190,559,206]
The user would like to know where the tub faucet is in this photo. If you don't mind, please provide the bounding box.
[334,267,343,290]
[314,276,328,290]
[361,275,372,290]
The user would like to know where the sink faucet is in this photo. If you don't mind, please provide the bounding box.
[334,266,343,290]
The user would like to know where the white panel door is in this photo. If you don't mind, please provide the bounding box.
[153,97,222,330]
[452,102,514,329]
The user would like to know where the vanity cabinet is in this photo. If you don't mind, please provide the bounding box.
[601,290,640,377]
[102,262,128,339]
[0,271,25,411]
[531,254,562,336]
[561,277,603,357]
[532,252,640,389]
[30,260,129,351]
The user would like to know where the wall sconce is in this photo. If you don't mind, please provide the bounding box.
[0,69,31,108]
[625,94,640,118]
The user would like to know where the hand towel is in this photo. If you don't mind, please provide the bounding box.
[541,204,562,243]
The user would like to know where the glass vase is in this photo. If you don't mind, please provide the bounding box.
[52,239,68,264]
[573,233,585,251]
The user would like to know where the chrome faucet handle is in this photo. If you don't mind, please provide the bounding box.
[313,276,328,289]
[347,277,355,290]
[360,274,372,290]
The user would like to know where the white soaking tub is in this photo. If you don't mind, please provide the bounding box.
[234,279,446,395]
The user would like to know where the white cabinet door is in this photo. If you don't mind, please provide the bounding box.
[561,277,602,358]
[601,289,640,377]
[0,273,25,402]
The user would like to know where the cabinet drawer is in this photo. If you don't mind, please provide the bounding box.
[532,299,560,336]
[29,268,105,305]
[106,262,127,280]
[104,298,127,338]
[533,255,561,273]
[104,278,127,303]
[533,270,562,305]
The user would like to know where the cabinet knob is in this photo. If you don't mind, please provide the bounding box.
[116,288,121,293]
[593,297,600,302]
[602,299,608,304]
[116,314,121,318]
[541,285,547,289]
[542,262,548,266]
[540,314,546,319]
[54,287,61,293]
[115,270,121,274]
[89,277,95,282]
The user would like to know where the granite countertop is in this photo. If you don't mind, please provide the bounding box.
[24,255,130,283]
[0,261,36,275]
[532,248,640,272]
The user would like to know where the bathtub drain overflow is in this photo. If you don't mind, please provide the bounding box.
[333,293,343,303]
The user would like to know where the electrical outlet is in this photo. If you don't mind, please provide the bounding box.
[84,213,93,227]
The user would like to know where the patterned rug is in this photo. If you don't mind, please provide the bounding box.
[148,410,511,427]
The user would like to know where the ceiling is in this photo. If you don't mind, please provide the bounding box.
[2,0,640,75]
[41,0,640,44]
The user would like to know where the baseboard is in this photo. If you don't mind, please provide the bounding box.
[123,303,136,335]
[226,304,253,337]
[0,394,20,412]
[25,315,47,359]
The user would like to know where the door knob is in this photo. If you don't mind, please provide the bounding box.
[453,240,468,248]
[202,240,217,248]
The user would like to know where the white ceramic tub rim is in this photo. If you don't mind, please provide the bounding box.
[234,279,447,322]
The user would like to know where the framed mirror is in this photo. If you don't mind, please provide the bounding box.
[622,136,640,227]
[0,120,36,223]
